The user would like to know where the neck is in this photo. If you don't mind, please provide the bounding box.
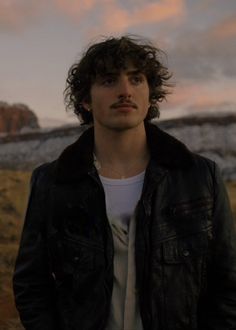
[94,123,150,179]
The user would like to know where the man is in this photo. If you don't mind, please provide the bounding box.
[13,36,236,330]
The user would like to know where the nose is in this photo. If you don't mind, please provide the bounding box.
[117,77,131,99]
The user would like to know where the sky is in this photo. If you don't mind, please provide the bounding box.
[1,0,236,126]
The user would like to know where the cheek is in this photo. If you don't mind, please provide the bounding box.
[141,90,150,107]
[90,88,111,106]
[90,92,102,110]
[90,96,110,117]
[140,85,150,103]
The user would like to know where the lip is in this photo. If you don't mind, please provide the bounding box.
[111,103,137,110]
[115,107,134,113]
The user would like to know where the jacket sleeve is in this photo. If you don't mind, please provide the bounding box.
[199,163,236,329]
[13,166,59,330]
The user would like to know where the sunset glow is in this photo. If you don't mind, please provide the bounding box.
[1,0,236,125]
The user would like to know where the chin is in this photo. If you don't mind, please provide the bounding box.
[108,120,145,132]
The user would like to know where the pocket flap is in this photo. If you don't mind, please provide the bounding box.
[161,232,209,264]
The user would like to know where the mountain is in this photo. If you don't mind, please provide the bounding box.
[0,113,235,180]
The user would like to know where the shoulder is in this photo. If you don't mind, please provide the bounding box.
[147,122,218,176]
[30,160,58,189]
[190,152,216,176]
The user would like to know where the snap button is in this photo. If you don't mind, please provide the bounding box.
[182,250,190,257]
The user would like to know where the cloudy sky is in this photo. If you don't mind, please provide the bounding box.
[1,0,236,126]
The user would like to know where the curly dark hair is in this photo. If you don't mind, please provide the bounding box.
[64,35,172,124]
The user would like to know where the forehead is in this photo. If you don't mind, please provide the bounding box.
[95,61,144,78]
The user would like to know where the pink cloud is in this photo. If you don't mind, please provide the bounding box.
[100,3,130,32]
[54,0,186,34]
[104,0,186,33]
[131,0,185,26]
[0,0,47,31]
[165,79,236,113]
[54,0,98,19]
[211,15,236,39]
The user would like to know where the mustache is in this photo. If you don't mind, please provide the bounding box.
[110,100,138,109]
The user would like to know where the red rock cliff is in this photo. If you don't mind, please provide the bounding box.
[0,102,39,134]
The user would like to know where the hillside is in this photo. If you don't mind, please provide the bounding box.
[0,114,236,180]
[0,169,235,329]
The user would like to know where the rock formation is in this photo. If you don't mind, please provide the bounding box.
[0,101,39,135]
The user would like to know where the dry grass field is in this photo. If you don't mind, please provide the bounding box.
[0,170,31,330]
[0,169,235,329]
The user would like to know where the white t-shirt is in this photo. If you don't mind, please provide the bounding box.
[99,171,145,230]
[100,171,145,330]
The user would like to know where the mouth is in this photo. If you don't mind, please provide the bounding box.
[111,102,137,110]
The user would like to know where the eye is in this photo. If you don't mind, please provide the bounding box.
[101,76,116,86]
[130,75,145,85]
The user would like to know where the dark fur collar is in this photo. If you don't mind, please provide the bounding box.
[54,123,194,183]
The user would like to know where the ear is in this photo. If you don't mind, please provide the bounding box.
[82,100,92,112]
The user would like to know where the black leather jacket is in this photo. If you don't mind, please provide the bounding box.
[13,124,236,330]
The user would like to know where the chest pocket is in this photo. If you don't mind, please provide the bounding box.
[161,231,209,264]
[49,233,104,278]
[150,198,213,329]
[152,198,213,263]
[61,237,96,272]
[48,185,107,304]
[48,204,105,283]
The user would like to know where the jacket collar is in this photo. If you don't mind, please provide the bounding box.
[54,123,194,184]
